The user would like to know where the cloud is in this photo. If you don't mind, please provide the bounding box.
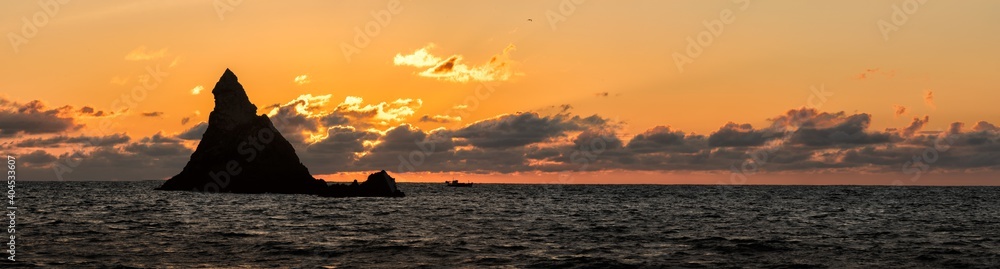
[949,122,964,135]
[856,68,895,80]
[306,126,378,154]
[626,126,703,153]
[595,92,610,97]
[451,112,612,149]
[176,122,208,140]
[191,85,204,95]
[20,150,57,166]
[924,90,936,109]
[972,121,999,132]
[294,75,310,85]
[892,105,907,118]
[419,114,461,123]
[393,44,442,67]
[180,117,191,125]
[780,109,892,146]
[76,106,115,117]
[9,94,998,180]
[124,46,168,61]
[11,130,195,180]
[901,116,930,137]
[141,111,164,117]
[14,133,131,148]
[707,122,777,147]
[0,98,82,137]
[394,43,519,83]
[265,94,423,144]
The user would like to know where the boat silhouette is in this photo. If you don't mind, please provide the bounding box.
[445,180,473,187]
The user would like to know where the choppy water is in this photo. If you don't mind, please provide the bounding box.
[8,181,1000,268]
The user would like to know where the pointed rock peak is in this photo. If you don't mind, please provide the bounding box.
[209,68,258,129]
[221,68,237,82]
[213,68,244,95]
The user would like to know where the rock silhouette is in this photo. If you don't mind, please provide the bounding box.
[157,69,404,197]
[326,170,405,197]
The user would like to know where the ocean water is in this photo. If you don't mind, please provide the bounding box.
[9,181,1000,268]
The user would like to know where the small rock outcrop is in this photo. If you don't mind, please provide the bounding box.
[157,69,404,197]
[325,170,405,197]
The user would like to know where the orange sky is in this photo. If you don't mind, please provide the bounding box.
[2,1,999,184]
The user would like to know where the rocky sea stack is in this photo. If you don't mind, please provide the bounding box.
[157,69,404,197]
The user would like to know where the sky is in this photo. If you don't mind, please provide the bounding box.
[1,0,999,185]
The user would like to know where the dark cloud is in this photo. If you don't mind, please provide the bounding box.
[20,150,57,166]
[893,105,907,118]
[973,121,999,132]
[559,104,572,113]
[625,126,691,153]
[10,94,999,180]
[122,141,189,156]
[177,122,208,140]
[306,126,377,153]
[451,112,601,149]
[949,122,964,135]
[352,125,456,172]
[430,56,459,74]
[140,132,183,144]
[901,116,929,137]
[0,98,82,137]
[14,133,131,148]
[708,123,777,147]
[774,109,892,146]
[141,111,164,117]
[180,117,191,125]
[14,134,193,181]
[76,106,113,117]
[418,114,460,123]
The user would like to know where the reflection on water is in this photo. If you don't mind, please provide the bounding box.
[13,181,1000,268]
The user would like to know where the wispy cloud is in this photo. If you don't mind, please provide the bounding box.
[394,43,519,83]
[419,114,462,123]
[141,111,164,117]
[294,75,310,85]
[924,90,936,109]
[856,68,895,80]
[892,104,907,118]
[190,85,204,95]
[124,46,168,61]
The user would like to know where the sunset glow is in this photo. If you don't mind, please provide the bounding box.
[2,0,998,185]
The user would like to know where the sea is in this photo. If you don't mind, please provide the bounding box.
[7,181,1000,268]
